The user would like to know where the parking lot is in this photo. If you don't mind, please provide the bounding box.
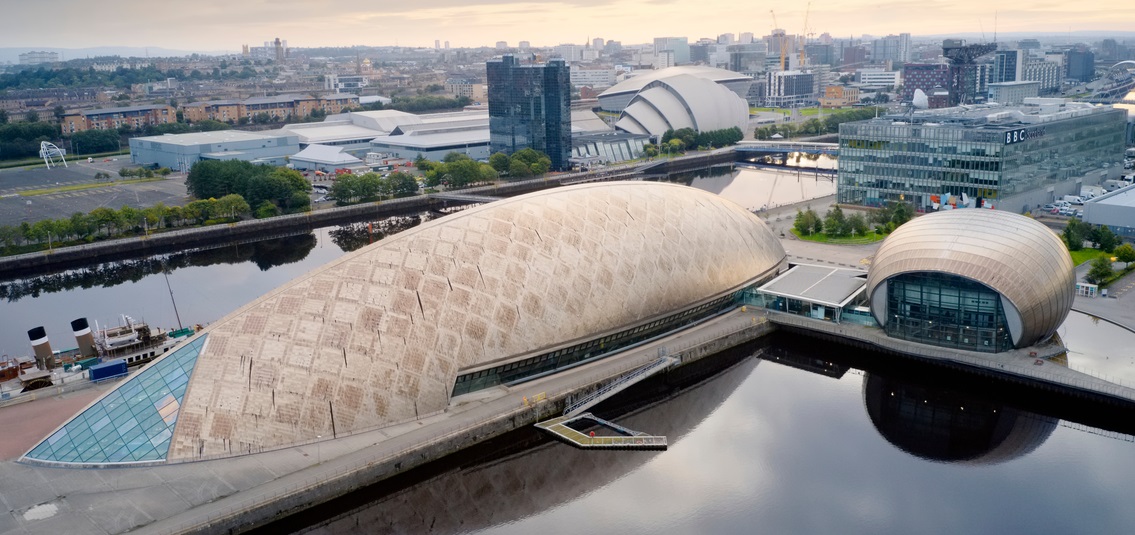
[0,159,191,227]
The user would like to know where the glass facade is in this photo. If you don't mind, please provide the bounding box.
[837,107,1127,209]
[25,335,206,465]
[883,273,1013,353]
[487,55,572,171]
[452,294,737,397]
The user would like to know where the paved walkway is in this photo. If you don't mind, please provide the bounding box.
[0,309,767,535]
[1071,259,1135,334]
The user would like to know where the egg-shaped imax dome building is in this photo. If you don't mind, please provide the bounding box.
[865,209,1074,353]
[24,181,786,466]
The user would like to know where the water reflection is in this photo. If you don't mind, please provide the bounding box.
[284,347,762,535]
[327,215,423,253]
[0,233,318,303]
[863,373,1057,464]
[659,161,837,213]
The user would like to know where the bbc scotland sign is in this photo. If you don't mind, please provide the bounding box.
[1004,126,1046,145]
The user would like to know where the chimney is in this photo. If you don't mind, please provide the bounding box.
[72,318,97,359]
[28,327,55,370]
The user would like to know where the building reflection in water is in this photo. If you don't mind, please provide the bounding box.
[289,347,762,535]
[862,372,1058,464]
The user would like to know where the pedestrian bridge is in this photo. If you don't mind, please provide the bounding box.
[736,141,839,156]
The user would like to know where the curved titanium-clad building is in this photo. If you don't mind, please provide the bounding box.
[614,75,750,139]
[597,65,752,113]
[866,209,1074,352]
[24,182,786,466]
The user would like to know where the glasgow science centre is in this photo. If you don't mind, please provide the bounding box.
[8,180,1099,533]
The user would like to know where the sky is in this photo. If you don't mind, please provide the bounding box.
[2,0,1134,52]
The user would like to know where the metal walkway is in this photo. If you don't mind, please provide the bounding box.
[430,192,503,204]
[534,413,667,450]
[563,356,676,417]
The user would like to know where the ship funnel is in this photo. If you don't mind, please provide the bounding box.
[71,318,97,359]
[28,326,55,370]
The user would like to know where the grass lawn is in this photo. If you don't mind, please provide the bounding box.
[1069,248,1109,266]
[791,228,887,245]
[799,107,821,116]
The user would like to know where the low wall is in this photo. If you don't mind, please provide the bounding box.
[179,315,774,534]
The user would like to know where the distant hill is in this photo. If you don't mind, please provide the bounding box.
[0,47,236,64]
[916,31,1135,44]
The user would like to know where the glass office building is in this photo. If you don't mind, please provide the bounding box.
[838,101,1126,210]
[487,55,572,171]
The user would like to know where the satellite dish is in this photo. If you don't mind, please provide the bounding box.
[913,89,930,109]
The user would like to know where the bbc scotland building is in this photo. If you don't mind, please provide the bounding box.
[837,99,1126,211]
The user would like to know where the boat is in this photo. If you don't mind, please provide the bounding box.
[94,315,198,367]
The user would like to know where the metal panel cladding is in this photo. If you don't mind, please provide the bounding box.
[159,181,784,460]
[866,209,1075,348]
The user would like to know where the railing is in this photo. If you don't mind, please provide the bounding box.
[150,310,772,534]
[767,312,1135,402]
[563,356,674,416]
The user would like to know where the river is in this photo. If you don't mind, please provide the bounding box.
[3,164,1135,534]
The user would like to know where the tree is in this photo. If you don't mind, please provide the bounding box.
[508,159,533,179]
[53,105,66,121]
[823,206,849,237]
[25,110,39,123]
[387,171,419,196]
[1115,243,1135,269]
[848,213,869,236]
[794,209,818,236]
[71,129,120,153]
[489,152,511,173]
[890,202,913,227]
[1063,218,1090,251]
[0,109,8,124]
[214,194,251,220]
[254,200,279,218]
[1094,225,1118,253]
[1086,256,1114,285]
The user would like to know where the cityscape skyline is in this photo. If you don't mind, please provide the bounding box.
[2,0,1134,52]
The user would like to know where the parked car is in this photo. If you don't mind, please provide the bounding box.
[1042,203,1057,211]
[1059,207,1076,216]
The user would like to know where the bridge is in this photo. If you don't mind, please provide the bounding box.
[429,192,504,204]
[735,140,839,156]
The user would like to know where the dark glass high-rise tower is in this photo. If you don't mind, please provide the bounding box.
[487,55,571,171]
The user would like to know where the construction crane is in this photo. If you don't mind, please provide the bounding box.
[769,10,787,70]
[798,1,812,69]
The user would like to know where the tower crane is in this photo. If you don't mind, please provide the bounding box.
[799,1,812,69]
[769,10,787,70]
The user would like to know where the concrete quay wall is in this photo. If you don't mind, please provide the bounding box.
[768,312,1135,408]
[168,316,773,535]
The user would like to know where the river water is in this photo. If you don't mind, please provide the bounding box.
[4,165,1135,534]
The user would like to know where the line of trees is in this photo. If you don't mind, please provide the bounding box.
[1062,218,1120,252]
[644,127,745,157]
[754,106,883,140]
[186,160,311,214]
[0,120,60,159]
[418,152,500,189]
[487,148,552,179]
[0,195,251,254]
[355,95,472,114]
[329,171,419,204]
[795,202,912,238]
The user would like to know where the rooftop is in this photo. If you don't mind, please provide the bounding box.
[757,264,867,308]
[133,130,295,146]
[1087,183,1135,208]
